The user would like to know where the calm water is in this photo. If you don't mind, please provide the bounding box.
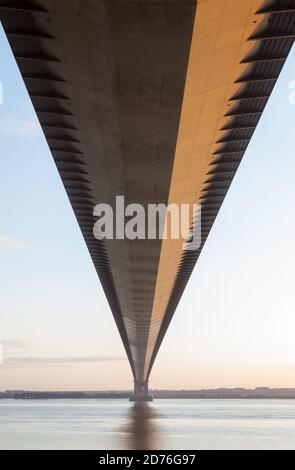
[0,399,295,449]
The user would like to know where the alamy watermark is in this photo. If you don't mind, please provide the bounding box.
[93,196,202,251]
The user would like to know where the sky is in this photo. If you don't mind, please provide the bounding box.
[1,25,295,391]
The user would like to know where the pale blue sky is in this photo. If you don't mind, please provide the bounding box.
[1,25,295,390]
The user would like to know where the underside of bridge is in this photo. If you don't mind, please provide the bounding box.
[1,0,294,400]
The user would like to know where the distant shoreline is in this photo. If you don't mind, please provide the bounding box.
[2,388,295,400]
[3,397,295,400]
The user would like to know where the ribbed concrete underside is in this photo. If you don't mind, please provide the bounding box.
[1,0,294,384]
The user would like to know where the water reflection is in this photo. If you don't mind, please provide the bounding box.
[120,403,161,450]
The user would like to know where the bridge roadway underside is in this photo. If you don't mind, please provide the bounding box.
[1,0,294,399]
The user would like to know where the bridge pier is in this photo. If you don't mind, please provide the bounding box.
[129,380,153,402]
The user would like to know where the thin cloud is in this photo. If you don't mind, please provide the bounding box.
[1,355,126,368]
[0,117,41,139]
[2,339,30,350]
[0,235,27,253]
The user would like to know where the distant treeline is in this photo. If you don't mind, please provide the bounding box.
[2,387,295,399]
[0,391,130,399]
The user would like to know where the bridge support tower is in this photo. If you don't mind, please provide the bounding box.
[129,380,153,402]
